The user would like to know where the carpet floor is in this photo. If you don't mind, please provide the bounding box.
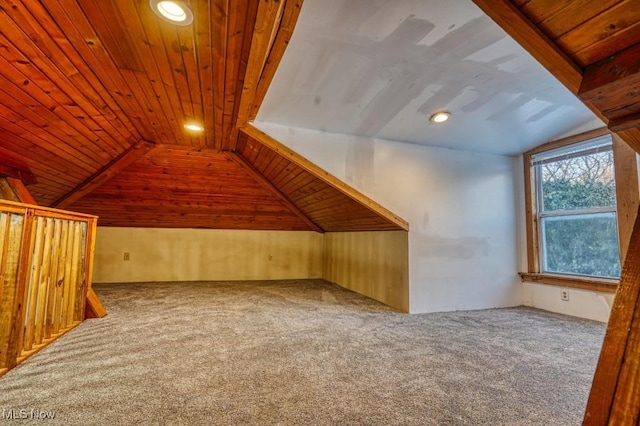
[0,279,606,425]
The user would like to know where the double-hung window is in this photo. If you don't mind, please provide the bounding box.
[530,134,621,280]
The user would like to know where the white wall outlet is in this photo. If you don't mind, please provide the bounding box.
[561,290,569,301]
[123,252,130,261]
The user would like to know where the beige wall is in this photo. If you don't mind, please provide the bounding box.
[323,231,409,312]
[94,227,410,312]
[522,282,614,323]
[93,227,323,283]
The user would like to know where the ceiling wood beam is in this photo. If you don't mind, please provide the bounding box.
[472,0,583,94]
[240,124,409,231]
[249,0,303,121]
[579,43,640,101]
[610,113,640,133]
[51,139,155,210]
[0,155,37,185]
[225,0,302,151]
[237,0,286,126]
[226,151,323,233]
[5,177,37,205]
[577,44,640,148]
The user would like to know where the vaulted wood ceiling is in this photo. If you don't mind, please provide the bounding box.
[0,0,407,232]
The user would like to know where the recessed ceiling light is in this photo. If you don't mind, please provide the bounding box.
[184,123,204,132]
[149,0,194,26]
[430,111,451,123]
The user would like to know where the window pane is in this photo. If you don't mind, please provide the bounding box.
[539,150,616,211]
[541,213,621,278]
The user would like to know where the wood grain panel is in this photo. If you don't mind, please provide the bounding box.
[236,130,408,232]
[523,0,623,39]
[554,0,640,67]
[579,43,640,138]
[613,134,640,261]
[68,145,313,230]
[510,0,640,68]
[0,0,261,207]
[52,140,156,209]
[323,231,409,312]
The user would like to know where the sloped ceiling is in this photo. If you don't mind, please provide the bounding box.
[0,0,258,205]
[473,0,640,152]
[67,145,314,230]
[256,0,603,155]
[1,0,639,231]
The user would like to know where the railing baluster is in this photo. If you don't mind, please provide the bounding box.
[0,200,99,376]
[66,222,81,328]
[8,209,34,369]
[73,222,88,323]
[53,221,69,335]
[23,216,45,353]
[45,219,62,339]
[0,212,13,372]
[61,221,77,330]
[34,218,55,345]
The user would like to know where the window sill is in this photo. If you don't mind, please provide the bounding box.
[519,273,619,293]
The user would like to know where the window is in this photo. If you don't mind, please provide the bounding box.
[522,128,640,291]
[532,135,620,279]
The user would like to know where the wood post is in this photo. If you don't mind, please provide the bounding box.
[612,134,640,261]
[585,205,640,424]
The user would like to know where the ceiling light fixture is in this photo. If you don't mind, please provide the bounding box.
[430,111,451,123]
[149,0,194,26]
[184,123,204,132]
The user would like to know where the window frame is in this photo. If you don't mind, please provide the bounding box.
[521,128,639,293]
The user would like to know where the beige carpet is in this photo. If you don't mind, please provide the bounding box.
[0,279,606,425]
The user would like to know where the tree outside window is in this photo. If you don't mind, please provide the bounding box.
[533,136,621,279]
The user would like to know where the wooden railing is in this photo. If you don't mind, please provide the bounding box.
[0,200,97,377]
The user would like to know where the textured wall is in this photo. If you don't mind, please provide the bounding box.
[93,228,324,283]
[256,122,522,313]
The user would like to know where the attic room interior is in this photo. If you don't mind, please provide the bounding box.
[1,0,640,424]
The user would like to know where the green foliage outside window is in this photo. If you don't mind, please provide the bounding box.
[542,214,620,278]
[538,149,621,278]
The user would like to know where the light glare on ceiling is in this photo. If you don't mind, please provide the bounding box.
[158,1,186,21]
[430,111,451,123]
[184,123,204,132]
[150,0,194,26]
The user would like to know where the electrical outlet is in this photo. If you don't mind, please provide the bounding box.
[123,252,130,261]
[561,290,569,301]
[268,254,273,261]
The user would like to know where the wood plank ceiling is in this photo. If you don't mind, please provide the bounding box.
[0,0,407,232]
[471,1,640,424]
[474,0,640,149]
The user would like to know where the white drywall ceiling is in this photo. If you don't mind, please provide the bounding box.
[256,0,603,156]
